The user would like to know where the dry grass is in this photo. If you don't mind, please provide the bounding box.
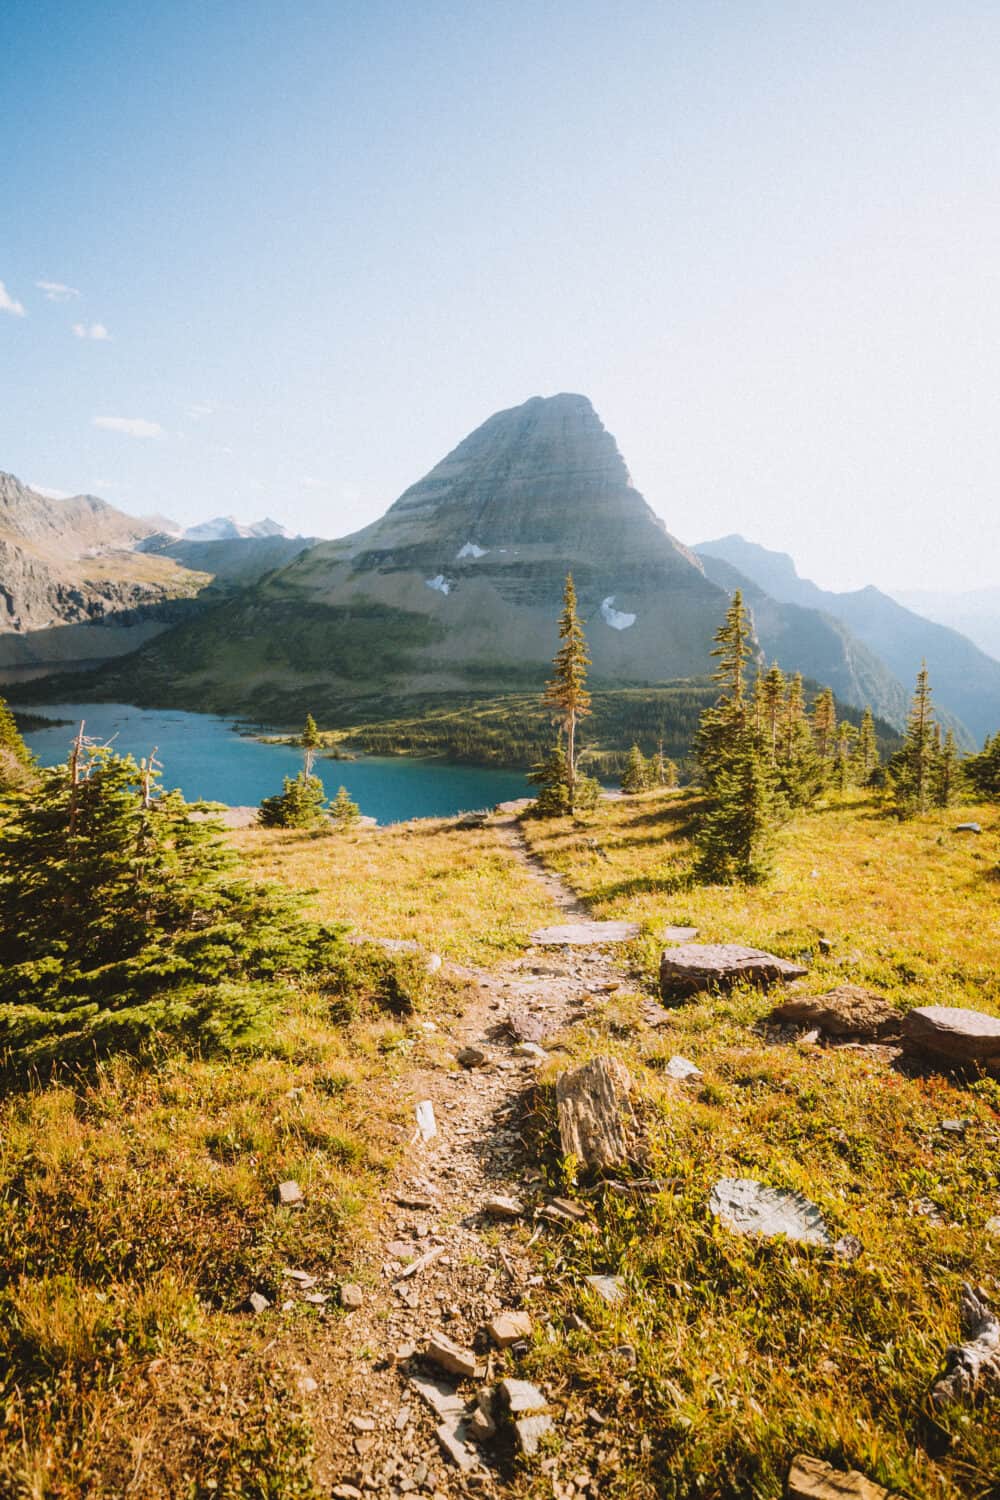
[231,817,560,967]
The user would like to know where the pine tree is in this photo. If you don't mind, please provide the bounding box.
[527,743,571,817]
[621,744,648,794]
[812,688,837,763]
[543,574,592,813]
[777,673,822,807]
[258,771,328,827]
[0,693,33,791]
[0,742,351,1072]
[693,732,784,885]
[933,728,961,808]
[965,732,1000,798]
[649,746,678,787]
[851,707,880,785]
[695,590,754,784]
[758,662,786,764]
[833,720,857,791]
[329,784,361,828]
[301,713,321,775]
[890,662,937,816]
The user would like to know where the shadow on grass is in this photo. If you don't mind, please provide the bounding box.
[591,870,693,903]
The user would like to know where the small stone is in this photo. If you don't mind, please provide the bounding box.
[584,1274,626,1305]
[457,1046,488,1068]
[426,952,444,972]
[350,1415,376,1432]
[770,985,900,1040]
[488,1311,533,1347]
[435,1420,480,1472]
[566,1312,591,1333]
[985,1216,1000,1237]
[387,1241,418,1262]
[556,1056,634,1171]
[940,1117,971,1135]
[395,1342,418,1363]
[425,1331,480,1380]
[515,1414,554,1456]
[663,1054,702,1080]
[247,1291,270,1314]
[395,1406,411,1430]
[833,1235,863,1262]
[513,1041,547,1061]
[415,1100,437,1140]
[276,1180,304,1206]
[332,1487,363,1500]
[340,1282,364,1309]
[787,1453,896,1499]
[954,822,982,834]
[482,1194,524,1219]
[297,1373,318,1394]
[613,1344,638,1367]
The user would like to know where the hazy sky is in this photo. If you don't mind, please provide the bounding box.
[3,1,1000,591]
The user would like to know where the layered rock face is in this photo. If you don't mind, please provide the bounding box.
[274,393,725,689]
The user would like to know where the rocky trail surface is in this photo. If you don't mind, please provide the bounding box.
[306,818,638,1499]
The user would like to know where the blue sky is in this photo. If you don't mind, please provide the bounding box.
[2,1,1000,590]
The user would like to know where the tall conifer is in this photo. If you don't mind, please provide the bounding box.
[543,574,592,812]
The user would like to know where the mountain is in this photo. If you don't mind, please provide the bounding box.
[892,586,1000,664]
[136,532,319,587]
[64,394,730,721]
[695,535,1000,744]
[0,472,210,675]
[182,515,291,541]
[695,551,909,727]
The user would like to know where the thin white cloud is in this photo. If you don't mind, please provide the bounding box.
[94,416,165,440]
[73,321,111,340]
[37,279,79,302]
[188,402,215,419]
[31,484,72,500]
[0,280,26,317]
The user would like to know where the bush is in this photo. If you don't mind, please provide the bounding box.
[0,745,354,1074]
[258,771,328,827]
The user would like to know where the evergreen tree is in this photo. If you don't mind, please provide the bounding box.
[0,743,350,1071]
[695,590,754,784]
[890,662,937,816]
[650,746,678,787]
[833,720,857,791]
[933,728,962,808]
[812,687,837,764]
[0,694,34,790]
[776,673,822,807]
[543,574,593,813]
[258,771,328,828]
[965,732,1000,799]
[621,744,648,794]
[527,743,571,817]
[851,707,880,786]
[301,713,321,775]
[693,732,784,885]
[330,784,361,828]
[758,662,786,764]
[694,593,785,884]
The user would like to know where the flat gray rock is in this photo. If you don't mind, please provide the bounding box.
[661,925,700,943]
[903,1005,1000,1071]
[660,942,807,998]
[531,920,640,946]
[709,1178,831,1246]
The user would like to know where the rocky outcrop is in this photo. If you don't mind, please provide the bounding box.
[902,1005,1000,1072]
[660,943,808,999]
[555,1055,634,1170]
[769,985,901,1040]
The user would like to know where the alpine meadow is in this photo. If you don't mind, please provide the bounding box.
[2,5,1000,1499]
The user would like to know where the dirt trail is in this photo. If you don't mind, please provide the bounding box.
[305,817,633,1499]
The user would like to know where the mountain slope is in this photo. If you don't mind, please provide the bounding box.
[58,394,730,721]
[696,535,1000,743]
[893,586,1000,663]
[695,552,910,728]
[136,533,318,588]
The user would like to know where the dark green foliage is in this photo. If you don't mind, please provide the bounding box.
[0,693,33,791]
[329,784,360,828]
[964,732,1000,799]
[694,593,787,883]
[889,662,938,817]
[693,731,784,884]
[544,574,593,811]
[527,744,571,817]
[0,745,354,1073]
[932,727,962,808]
[851,706,880,785]
[301,713,321,775]
[258,772,328,828]
[620,744,649,794]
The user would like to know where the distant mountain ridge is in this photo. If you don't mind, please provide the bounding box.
[695,534,1000,743]
[181,515,292,541]
[892,585,1000,664]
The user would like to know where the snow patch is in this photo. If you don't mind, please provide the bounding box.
[425,574,451,596]
[601,595,636,630]
[456,541,487,560]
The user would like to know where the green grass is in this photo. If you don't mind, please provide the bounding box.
[510,788,1000,1498]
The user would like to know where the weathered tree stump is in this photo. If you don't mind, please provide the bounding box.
[930,1283,1000,1408]
[555,1055,634,1170]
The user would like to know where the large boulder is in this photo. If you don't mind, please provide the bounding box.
[903,1005,1000,1072]
[769,985,901,1040]
[659,942,807,999]
[555,1056,634,1171]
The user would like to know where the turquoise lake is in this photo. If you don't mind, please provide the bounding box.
[19,703,529,825]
